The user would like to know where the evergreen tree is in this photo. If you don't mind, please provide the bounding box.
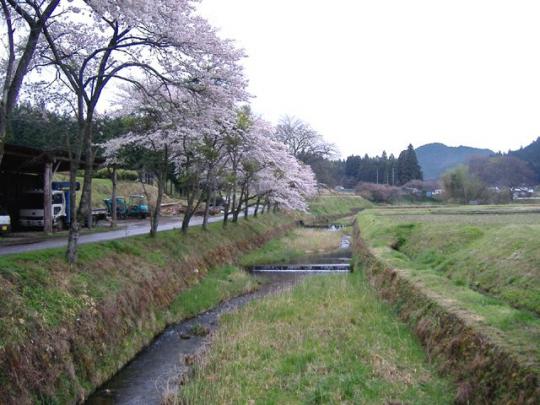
[397,144,423,185]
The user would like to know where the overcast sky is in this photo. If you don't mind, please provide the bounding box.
[199,0,540,157]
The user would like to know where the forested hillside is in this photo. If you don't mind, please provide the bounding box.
[416,143,493,180]
[511,137,540,181]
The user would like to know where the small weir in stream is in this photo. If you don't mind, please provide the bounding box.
[86,234,352,405]
[251,263,351,273]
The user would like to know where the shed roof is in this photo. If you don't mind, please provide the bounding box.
[1,144,103,174]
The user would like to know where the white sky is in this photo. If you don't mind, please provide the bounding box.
[199,0,540,157]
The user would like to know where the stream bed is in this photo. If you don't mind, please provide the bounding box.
[86,274,305,405]
[87,235,351,405]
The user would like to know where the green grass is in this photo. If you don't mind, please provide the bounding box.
[356,206,540,367]
[0,213,291,351]
[308,193,372,217]
[180,272,454,404]
[240,227,346,267]
[53,174,175,208]
[168,264,259,319]
[0,212,298,403]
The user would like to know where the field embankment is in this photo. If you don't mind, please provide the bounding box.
[354,205,540,403]
[307,193,372,219]
[0,214,294,404]
[179,226,455,404]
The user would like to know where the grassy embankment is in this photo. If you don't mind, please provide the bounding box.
[0,193,369,403]
[53,174,175,208]
[355,205,540,402]
[0,213,295,404]
[307,193,373,218]
[179,226,455,404]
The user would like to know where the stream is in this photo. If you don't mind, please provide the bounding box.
[86,234,351,405]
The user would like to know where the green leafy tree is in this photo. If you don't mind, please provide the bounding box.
[441,165,486,203]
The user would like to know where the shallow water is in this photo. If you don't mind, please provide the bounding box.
[86,234,352,404]
[85,273,312,405]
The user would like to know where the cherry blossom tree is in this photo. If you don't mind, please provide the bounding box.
[275,115,335,163]
[0,0,61,164]
[251,136,317,213]
[102,48,247,236]
[36,0,244,229]
[221,111,317,224]
[27,0,246,261]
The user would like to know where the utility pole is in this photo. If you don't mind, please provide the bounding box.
[43,161,53,233]
[376,168,379,184]
[392,167,395,185]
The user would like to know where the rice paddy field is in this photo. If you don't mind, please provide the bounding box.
[356,204,540,370]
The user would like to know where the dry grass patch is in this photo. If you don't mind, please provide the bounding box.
[179,275,454,404]
[240,227,346,267]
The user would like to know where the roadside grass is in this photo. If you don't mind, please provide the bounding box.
[308,194,372,217]
[357,207,540,368]
[0,213,290,351]
[240,227,345,267]
[0,192,367,352]
[179,272,454,404]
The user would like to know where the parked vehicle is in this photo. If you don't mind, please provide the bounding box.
[127,194,149,219]
[0,205,11,233]
[103,194,149,219]
[19,182,107,230]
[103,197,128,219]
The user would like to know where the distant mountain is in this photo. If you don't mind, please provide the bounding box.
[416,143,494,180]
[510,137,540,181]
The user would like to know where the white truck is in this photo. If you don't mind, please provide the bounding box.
[19,182,108,230]
[0,204,11,233]
[19,189,69,229]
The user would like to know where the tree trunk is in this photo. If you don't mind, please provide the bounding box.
[0,111,6,168]
[232,204,239,223]
[150,175,164,237]
[202,169,213,230]
[77,118,94,228]
[110,166,117,228]
[66,162,80,264]
[243,188,249,220]
[181,206,192,234]
[202,192,210,230]
[232,185,245,223]
[181,189,194,234]
[80,140,94,228]
[222,190,231,228]
[254,196,261,218]
[231,186,237,222]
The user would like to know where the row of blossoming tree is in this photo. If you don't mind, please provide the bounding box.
[1,0,317,262]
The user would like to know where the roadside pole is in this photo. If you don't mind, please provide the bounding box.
[43,161,53,233]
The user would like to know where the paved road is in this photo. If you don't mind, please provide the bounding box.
[0,210,254,256]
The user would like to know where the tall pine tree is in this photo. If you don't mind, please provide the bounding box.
[397,144,423,185]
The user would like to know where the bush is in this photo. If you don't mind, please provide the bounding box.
[403,179,440,192]
[94,168,139,181]
[355,183,403,203]
[441,165,487,203]
[484,187,513,204]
